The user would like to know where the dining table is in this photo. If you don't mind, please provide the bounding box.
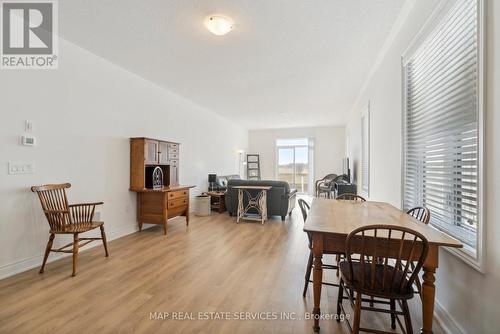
[303,198,463,334]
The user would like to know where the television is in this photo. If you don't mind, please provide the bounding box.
[342,157,351,183]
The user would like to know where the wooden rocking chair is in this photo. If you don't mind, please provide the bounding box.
[31,183,109,276]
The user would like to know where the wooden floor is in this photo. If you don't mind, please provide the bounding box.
[0,209,421,334]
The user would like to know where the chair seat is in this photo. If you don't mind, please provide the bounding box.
[339,261,414,299]
[51,221,104,234]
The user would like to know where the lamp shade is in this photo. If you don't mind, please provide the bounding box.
[208,174,217,183]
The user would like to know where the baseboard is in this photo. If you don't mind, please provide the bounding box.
[0,223,139,280]
[433,298,466,334]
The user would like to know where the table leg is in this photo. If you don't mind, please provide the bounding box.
[421,266,436,334]
[312,234,324,332]
[237,189,243,223]
[260,190,267,224]
[421,246,438,334]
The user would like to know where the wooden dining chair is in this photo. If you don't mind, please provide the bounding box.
[334,193,367,277]
[407,206,430,224]
[336,193,366,202]
[406,206,431,297]
[298,199,344,297]
[336,225,429,334]
[31,183,109,276]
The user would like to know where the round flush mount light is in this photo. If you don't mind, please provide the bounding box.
[204,15,233,36]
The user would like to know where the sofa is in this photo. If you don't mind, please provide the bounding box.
[225,179,297,221]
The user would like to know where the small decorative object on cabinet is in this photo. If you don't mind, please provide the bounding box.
[130,137,195,235]
[246,154,261,180]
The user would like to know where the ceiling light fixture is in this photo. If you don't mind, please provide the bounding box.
[204,15,233,36]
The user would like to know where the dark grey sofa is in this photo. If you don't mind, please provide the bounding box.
[225,179,297,221]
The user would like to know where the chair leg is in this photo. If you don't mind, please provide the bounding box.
[72,233,79,277]
[100,225,109,257]
[39,233,55,274]
[336,279,344,321]
[336,254,341,277]
[303,251,314,297]
[390,299,396,329]
[411,262,423,298]
[401,300,413,334]
[352,292,362,334]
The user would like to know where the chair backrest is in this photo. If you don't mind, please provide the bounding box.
[323,174,337,182]
[336,193,366,202]
[345,225,429,295]
[297,198,310,222]
[297,199,312,246]
[332,174,349,183]
[406,207,430,224]
[31,183,71,231]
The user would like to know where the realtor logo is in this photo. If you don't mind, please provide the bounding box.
[1,1,58,69]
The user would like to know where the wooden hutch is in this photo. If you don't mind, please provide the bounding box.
[130,137,194,235]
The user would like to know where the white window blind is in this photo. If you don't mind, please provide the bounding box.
[403,0,480,253]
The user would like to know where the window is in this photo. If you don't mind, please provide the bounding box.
[361,103,370,196]
[276,138,313,194]
[402,0,484,269]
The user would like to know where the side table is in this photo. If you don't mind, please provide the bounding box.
[233,186,272,224]
[203,191,226,213]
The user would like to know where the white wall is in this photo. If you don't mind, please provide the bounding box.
[345,0,500,333]
[249,126,345,191]
[0,38,248,279]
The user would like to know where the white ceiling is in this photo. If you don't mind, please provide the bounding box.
[60,0,405,129]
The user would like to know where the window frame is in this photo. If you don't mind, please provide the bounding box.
[401,0,485,272]
[275,138,314,195]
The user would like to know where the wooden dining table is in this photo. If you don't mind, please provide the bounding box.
[303,198,463,334]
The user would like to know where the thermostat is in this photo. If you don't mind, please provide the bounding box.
[21,135,36,146]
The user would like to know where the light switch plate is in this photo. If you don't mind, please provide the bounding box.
[25,120,33,132]
[8,162,35,175]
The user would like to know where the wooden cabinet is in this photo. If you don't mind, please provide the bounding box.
[130,137,194,235]
[130,137,180,190]
[135,187,194,235]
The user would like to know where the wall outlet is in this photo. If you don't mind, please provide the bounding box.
[8,162,35,175]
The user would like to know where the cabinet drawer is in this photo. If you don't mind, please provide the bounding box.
[168,197,187,209]
[170,153,179,160]
[168,190,188,200]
